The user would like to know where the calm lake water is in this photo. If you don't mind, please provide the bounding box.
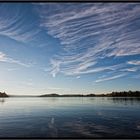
[0,97,140,138]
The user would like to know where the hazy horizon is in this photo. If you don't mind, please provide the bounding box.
[0,3,140,95]
[2,90,140,97]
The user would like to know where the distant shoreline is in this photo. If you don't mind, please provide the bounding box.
[0,91,140,98]
[39,91,140,97]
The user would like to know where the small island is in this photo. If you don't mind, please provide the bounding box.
[0,92,9,97]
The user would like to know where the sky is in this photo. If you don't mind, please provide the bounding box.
[0,3,140,95]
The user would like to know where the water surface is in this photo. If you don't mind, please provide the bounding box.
[0,97,140,138]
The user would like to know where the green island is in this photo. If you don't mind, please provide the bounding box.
[0,91,140,97]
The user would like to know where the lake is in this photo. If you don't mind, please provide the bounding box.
[0,97,140,138]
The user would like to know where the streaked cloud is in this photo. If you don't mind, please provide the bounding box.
[37,3,140,78]
[121,67,139,72]
[128,60,140,65]
[76,76,81,79]
[0,3,40,44]
[0,3,140,95]
[7,68,18,71]
[50,59,61,77]
[95,73,127,83]
[0,51,31,67]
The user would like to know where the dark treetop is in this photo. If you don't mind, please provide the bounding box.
[0,92,9,97]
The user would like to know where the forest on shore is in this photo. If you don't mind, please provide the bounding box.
[0,91,140,98]
[39,91,140,97]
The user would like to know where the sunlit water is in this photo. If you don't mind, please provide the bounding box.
[0,97,140,138]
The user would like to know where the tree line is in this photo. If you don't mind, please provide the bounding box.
[0,90,140,97]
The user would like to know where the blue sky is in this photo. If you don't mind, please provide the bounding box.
[0,3,140,95]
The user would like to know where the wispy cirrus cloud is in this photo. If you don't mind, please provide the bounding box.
[37,3,140,78]
[121,67,139,72]
[95,73,127,83]
[76,76,81,79]
[127,60,140,65]
[50,59,61,77]
[0,51,31,67]
[61,63,124,76]
[0,3,40,44]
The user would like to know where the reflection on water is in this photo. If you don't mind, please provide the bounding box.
[111,97,140,105]
[48,117,58,137]
[0,98,5,105]
[0,97,140,138]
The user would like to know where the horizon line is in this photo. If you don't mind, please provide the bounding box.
[2,90,140,97]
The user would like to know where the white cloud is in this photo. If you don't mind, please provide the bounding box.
[7,68,18,71]
[62,64,122,76]
[0,4,40,43]
[76,76,80,79]
[121,67,138,72]
[0,51,31,67]
[50,59,61,77]
[37,3,140,78]
[95,73,127,83]
[128,60,140,65]
[0,52,7,61]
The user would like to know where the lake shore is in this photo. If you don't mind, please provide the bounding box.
[1,91,140,98]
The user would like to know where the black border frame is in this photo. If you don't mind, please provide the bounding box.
[0,1,140,140]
